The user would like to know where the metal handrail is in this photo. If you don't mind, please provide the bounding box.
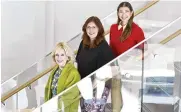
[1,0,159,102]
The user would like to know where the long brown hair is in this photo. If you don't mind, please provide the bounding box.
[117,2,134,42]
[82,16,105,48]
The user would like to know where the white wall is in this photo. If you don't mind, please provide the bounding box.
[143,1,181,22]
[1,1,46,82]
[54,1,121,44]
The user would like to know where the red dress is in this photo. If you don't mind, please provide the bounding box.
[110,22,145,57]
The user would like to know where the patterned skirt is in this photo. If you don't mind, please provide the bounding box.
[81,86,110,112]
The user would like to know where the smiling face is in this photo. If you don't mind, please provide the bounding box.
[86,21,99,41]
[54,48,68,68]
[118,6,133,25]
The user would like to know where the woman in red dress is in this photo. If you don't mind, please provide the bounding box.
[110,2,145,57]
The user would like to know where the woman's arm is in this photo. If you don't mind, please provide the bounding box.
[98,40,115,68]
[136,27,147,50]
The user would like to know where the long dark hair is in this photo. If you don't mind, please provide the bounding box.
[82,16,105,48]
[117,2,134,42]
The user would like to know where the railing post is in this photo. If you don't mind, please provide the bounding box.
[1,101,5,106]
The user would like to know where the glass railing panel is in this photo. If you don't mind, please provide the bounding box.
[1,88,34,112]
[67,33,82,53]
[117,53,143,112]
[1,55,54,97]
[141,22,181,112]
[142,37,181,112]
[1,47,54,84]
[1,93,17,112]
[1,71,52,111]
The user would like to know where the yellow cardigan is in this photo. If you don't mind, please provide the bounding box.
[45,62,81,112]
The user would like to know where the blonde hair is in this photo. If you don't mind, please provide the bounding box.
[52,42,75,63]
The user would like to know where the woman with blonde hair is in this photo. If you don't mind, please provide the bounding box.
[45,42,80,112]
